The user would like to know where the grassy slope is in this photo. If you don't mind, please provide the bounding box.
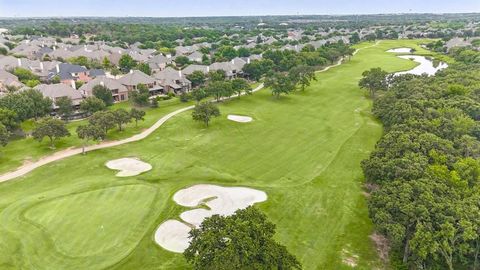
[0,99,194,174]
[0,40,431,269]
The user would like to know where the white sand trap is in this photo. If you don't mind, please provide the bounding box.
[387,47,413,53]
[174,185,267,227]
[105,158,152,177]
[154,184,267,252]
[154,220,192,253]
[227,115,253,123]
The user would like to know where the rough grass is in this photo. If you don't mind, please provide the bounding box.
[0,40,434,269]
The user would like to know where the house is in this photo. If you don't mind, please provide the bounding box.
[209,57,246,79]
[445,37,472,52]
[182,64,209,76]
[0,70,24,92]
[79,76,129,102]
[147,54,172,72]
[88,69,106,79]
[118,70,163,96]
[34,83,84,108]
[187,51,204,63]
[48,63,91,85]
[153,67,191,94]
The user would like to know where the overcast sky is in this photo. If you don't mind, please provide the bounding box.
[0,0,479,17]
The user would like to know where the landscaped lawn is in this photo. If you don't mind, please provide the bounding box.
[0,98,194,175]
[0,40,437,269]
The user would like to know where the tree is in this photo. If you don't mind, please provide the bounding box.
[0,108,19,131]
[184,207,301,270]
[349,32,361,44]
[192,101,220,127]
[231,78,252,97]
[131,84,151,106]
[289,65,316,91]
[206,81,233,101]
[23,89,52,120]
[150,97,159,108]
[88,111,115,136]
[137,62,152,75]
[0,124,9,148]
[191,88,208,103]
[56,96,73,121]
[119,54,137,73]
[359,67,388,98]
[112,108,131,131]
[130,108,146,127]
[76,124,105,154]
[187,71,206,88]
[242,59,274,81]
[80,96,106,115]
[208,70,226,82]
[265,72,296,98]
[92,84,114,106]
[175,56,190,67]
[32,117,70,149]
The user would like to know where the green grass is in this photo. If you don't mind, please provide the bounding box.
[0,40,431,269]
[0,98,194,175]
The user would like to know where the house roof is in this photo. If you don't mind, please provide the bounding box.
[118,70,156,86]
[34,83,84,105]
[79,76,128,96]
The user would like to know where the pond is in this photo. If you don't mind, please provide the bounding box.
[394,55,448,76]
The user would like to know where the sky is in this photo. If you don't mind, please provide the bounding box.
[0,0,480,17]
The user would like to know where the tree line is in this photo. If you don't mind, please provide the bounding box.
[359,63,480,269]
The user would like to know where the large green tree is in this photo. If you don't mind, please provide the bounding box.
[92,84,114,106]
[130,84,151,107]
[359,67,388,98]
[56,96,73,121]
[184,207,301,270]
[88,111,115,136]
[80,96,106,115]
[112,108,131,131]
[76,124,105,154]
[192,101,220,127]
[0,123,9,147]
[32,117,70,148]
[130,108,146,127]
[265,72,296,98]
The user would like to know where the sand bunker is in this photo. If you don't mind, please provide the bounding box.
[155,184,267,252]
[105,158,152,177]
[227,115,253,123]
[387,47,413,53]
[154,220,192,253]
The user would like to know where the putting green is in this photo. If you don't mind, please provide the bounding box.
[0,40,439,269]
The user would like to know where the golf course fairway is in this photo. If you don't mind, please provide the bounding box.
[0,40,432,269]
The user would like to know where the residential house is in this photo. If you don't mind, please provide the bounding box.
[147,54,172,73]
[153,67,191,94]
[182,64,210,76]
[48,63,91,86]
[0,69,24,92]
[187,51,204,63]
[79,76,129,102]
[118,70,163,96]
[34,83,84,109]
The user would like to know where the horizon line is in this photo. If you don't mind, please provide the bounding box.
[0,12,479,20]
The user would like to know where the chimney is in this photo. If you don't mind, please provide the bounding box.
[206,66,210,73]
[17,58,22,67]
[71,80,76,90]
[56,64,60,73]
[231,59,235,64]
[100,81,105,86]
[178,70,182,78]
[247,58,251,64]
[130,69,134,74]
[40,62,44,71]
[53,46,56,51]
